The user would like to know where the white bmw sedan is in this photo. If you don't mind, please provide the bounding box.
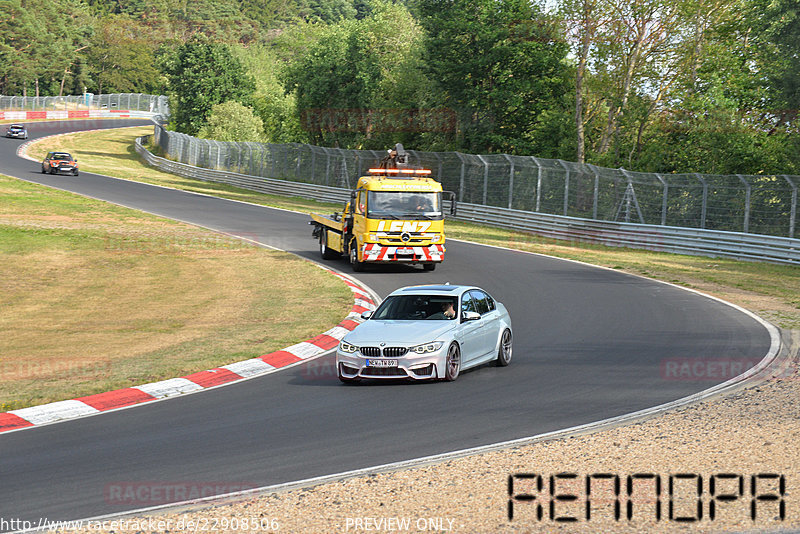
[337,284,512,382]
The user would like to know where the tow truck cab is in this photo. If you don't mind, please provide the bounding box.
[310,167,456,272]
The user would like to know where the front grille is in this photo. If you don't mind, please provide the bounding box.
[362,367,407,377]
[383,347,408,357]
[360,347,381,357]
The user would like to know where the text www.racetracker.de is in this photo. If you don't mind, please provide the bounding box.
[1,516,281,532]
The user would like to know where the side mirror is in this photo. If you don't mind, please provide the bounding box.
[462,311,480,322]
[361,310,373,320]
[443,191,457,216]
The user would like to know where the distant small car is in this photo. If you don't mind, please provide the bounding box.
[337,284,512,382]
[5,124,28,139]
[41,152,79,176]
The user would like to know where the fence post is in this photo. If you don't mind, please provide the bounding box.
[325,147,331,186]
[477,155,489,205]
[785,175,797,238]
[532,157,542,212]
[589,165,600,220]
[735,174,751,233]
[695,173,708,229]
[558,160,570,216]
[503,154,514,209]
[655,173,668,226]
[456,152,466,202]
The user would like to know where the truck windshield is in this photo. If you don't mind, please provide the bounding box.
[367,191,441,219]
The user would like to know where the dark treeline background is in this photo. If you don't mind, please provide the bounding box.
[1,0,798,175]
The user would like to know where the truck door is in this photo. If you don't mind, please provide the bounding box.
[352,190,367,256]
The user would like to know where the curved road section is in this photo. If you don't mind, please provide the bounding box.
[0,120,773,527]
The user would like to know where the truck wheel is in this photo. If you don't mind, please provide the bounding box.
[350,243,365,272]
[423,263,436,271]
[320,232,338,260]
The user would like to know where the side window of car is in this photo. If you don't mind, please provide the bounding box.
[461,293,476,314]
[470,291,490,315]
[485,293,495,311]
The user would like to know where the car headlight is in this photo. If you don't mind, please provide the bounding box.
[410,341,443,354]
[339,340,358,353]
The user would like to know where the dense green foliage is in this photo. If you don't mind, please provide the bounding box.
[198,101,265,142]
[415,0,572,155]
[1,0,798,175]
[159,40,256,135]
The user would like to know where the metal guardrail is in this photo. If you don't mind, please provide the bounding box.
[135,136,800,265]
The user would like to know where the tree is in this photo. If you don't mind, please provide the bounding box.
[415,0,573,154]
[197,101,265,141]
[160,39,256,135]
[85,16,163,94]
[283,1,428,149]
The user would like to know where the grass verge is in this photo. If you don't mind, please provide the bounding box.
[30,125,800,333]
[0,171,352,411]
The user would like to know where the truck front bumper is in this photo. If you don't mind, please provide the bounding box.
[362,243,444,263]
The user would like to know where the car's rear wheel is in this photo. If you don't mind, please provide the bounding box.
[444,342,461,381]
[320,232,338,260]
[497,329,512,366]
[73,169,79,176]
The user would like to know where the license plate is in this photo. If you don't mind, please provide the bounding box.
[366,359,398,368]
[396,248,414,254]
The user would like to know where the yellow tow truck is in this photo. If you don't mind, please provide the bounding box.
[309,145,456,272]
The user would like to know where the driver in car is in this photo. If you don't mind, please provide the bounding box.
[428,300,457,320]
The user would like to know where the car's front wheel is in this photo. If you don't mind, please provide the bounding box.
[443,342,461,381]
[496,329,512,366]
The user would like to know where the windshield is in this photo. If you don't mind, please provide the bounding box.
[367,191,441,220]
[52,153,72,161]
[372,294,458,321]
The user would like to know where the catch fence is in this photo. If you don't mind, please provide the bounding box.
[153,124,798,239]
[0,93,169,119]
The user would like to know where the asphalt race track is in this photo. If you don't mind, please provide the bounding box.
[0,120,772,526]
